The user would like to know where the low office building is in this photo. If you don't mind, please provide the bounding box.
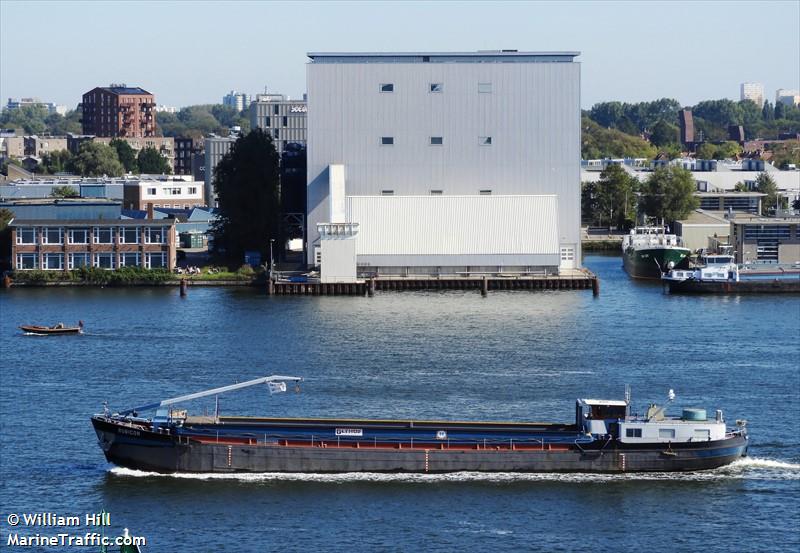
[674,210,731,252]
[730,214,800,264]
[10,219,176,272]
[122,177,204,210]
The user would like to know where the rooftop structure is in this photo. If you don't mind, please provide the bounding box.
[740,82,765,107]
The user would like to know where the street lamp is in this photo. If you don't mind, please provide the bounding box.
[269,239,275,281]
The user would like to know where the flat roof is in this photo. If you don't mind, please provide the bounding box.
[10,219,174,227]
[696,192,766,197]
[0,198,121,205]
[731,214,800,224]
[680,210,731,225]
[308,50,579,63]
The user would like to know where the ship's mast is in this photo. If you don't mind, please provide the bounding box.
[117,375,303,416]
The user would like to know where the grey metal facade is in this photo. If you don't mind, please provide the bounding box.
[306,51,582,267]
[249,97,307,154]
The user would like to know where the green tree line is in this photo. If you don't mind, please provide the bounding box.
[34,141,171,177]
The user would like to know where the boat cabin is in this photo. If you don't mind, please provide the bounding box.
[576,399,628,436]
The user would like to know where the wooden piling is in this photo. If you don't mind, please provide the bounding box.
[481,276,488,297]
[2,274,11,289]
[179,279,188,297]
[592,277,600,297]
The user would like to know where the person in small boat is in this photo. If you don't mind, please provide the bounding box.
[53,323,65,329]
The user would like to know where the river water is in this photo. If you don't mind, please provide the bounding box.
[1,254,798,552]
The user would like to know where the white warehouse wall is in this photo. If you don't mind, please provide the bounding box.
[306,52,581,268]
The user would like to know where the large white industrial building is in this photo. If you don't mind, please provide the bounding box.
[306,51,582,280]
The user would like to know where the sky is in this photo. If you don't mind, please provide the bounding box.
[1,0,798,110]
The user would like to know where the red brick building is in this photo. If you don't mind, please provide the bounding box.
[11,220,176,272]
[81,86,156,138]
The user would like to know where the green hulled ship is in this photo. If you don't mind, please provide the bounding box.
[622,227,691,279]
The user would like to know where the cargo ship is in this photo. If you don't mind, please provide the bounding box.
[662,254,800,294]
[622,226,691,279]
[91,376,748,474]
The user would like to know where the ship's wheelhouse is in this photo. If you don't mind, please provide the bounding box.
[576,399,628,436]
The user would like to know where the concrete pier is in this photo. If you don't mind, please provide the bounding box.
[267,271,599,296]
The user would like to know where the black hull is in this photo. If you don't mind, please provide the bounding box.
[665,279,800,294]
[92,417,748,474]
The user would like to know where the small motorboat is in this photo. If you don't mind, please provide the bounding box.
[20,321,84,335]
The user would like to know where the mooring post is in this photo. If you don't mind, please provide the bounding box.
[180,279,188,297]
[2,274,11,289]
[368,278,375,297]
[592,277,600,297]
[481,276,488,297]
[267,277,274,296]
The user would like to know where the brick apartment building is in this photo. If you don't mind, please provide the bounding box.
[11,220,176,272]
[81,85,156,138]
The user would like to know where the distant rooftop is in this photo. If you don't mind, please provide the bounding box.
[0,198,121,206]
[10,218,174,227]
[307,51,579,63]
[97,86,152,96]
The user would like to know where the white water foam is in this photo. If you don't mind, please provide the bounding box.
[108,457,799,483]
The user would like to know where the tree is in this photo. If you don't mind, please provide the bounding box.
[734,181,748,192]
[50,185,79,198]
[592,164,638,229]
[755,172,787,214]
[762,101,775,122]
[70,142,125,177]
[714,141,742,160]
[649,120,679,148]
[581,117,657,159]
[137,146,171,174]
[110,139,138,173]
[695,142,717,160]
[41,150,73,174]
[640,166,699,223]
[0,208,13,231]
[775,101,786,120]
[211,129,281,265]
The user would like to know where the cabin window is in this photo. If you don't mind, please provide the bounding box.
[694,429,710,441]
[659,428,676,439]
[625,428,642,438]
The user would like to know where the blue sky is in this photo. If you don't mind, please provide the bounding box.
[1,0,798,110]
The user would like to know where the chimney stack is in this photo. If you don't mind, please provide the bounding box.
[147,202,154,219]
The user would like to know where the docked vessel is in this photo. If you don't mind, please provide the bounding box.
[622,226,691,279]
[663,254,800,294]
[20,321,83,335]
[91,376,748,474]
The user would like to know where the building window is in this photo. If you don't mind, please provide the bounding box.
[282,116,288,126]
[68,228,89,244]
[68,253,91,269]
[430,83,443,93]
[145,227,166,244]
[188,187,197,194]
[480,136,493,146]
[120,227,139,244]
[94,253,115,270]
[43,227,63,244]
[381,190,394,196]
[264,116,270,127]
[147,187,157,195]
[480,190,492,195]
[16,227,36,244]
[478,82,492,93]
[273,105,279,115]
[381,137,394,145]
[658,428,676,439]
[43,253,64,270]
[16,253,37,270]
[146,252,167,269]
[625,428,642,438]
[380,83,394,93]
[430,136,443,145]
[430,190,443,195]
[120,252,140,267]
[94,227,113,244]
